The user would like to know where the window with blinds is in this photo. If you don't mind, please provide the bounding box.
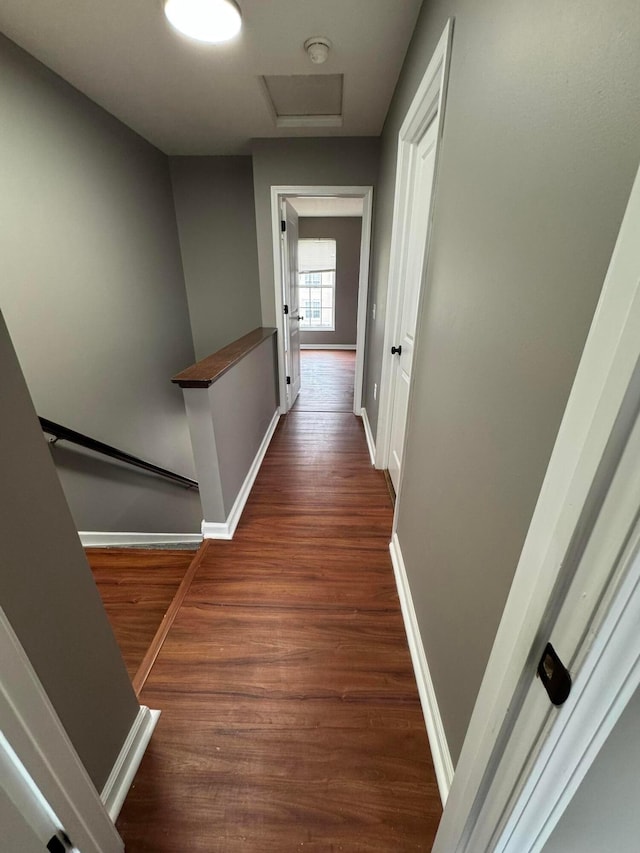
[298,239,336,331]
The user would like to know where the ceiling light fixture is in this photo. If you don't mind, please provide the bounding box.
[304,37,331,65]
[164,0,242,44]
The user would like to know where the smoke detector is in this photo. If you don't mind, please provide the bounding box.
[304,37,331,65]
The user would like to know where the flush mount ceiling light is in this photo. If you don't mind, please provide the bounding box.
[304,37,331,65]
[164,0,242,43]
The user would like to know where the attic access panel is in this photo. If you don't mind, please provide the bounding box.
[261,74,344,127]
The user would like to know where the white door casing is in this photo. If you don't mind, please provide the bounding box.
[0,605,123,852]
[1,727,72,852]
[376,19,453,485]
[433,160,640,851]
[387,119,439,491]
[281,199,301,409]
[0,786,44,853]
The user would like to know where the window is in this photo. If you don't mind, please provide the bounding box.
[298,239,336,331]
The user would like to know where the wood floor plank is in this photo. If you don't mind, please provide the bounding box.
[131,541,211,696]
[292,349,356,412]
[87,548,195,681]
[116,350,442,851]
[117,715,438,853]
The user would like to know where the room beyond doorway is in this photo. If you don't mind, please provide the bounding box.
[292,349,356,413]
[270,185,373,417]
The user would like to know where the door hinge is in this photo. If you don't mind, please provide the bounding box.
[281,220,286,233]
[47,831,73,853]
[537,642,572,706]
[283,304,289,315]
[286,376,291,385]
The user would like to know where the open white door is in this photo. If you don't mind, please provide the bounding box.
[387,118,439,491]
[281,199,301,410]
[0,606,123,853]
[434,161,640,852]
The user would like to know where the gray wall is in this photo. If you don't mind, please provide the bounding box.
[0,34,201,534]
[363,1,640,763]
[213,334,279,515]
[543,685,640,853]
[298,217,362,347]
[169,156,263,360]
[0,312,138,789]
[251,138,380,327]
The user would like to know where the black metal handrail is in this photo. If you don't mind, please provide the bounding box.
[39,417,199,490]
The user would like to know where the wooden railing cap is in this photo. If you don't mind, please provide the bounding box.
[172,327,277,388]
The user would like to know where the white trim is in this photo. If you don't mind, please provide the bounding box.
[354,188,374,415]
[258,77,343,130]
[0,606,123,852]
[0,729,63,845]
[499,520,640,852]
[376,20,453,471]
[80,532,202,548]
[360,407,376,466]
[275,115,343,129]
[389,533,454,804]
[202,410,280,540]
[100,706,160,822]
[269,185,374,417]
[466,395,640,851]
[299,344,357,350]
[433,162,640,850]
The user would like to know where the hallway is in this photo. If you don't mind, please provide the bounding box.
[293,348,356,413]
[116,349,441,851]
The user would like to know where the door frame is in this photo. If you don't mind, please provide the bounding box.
[376,19,453,473]
[270,185,374,415]
[433,160,640,851]
[280,198,302,410]
[0,605,123,852]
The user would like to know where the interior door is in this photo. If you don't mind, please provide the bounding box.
[1,730,72,853]
[0,605,124,853]
[282,199,302,409]
[432,159,640,853]
[0,788,44,853]
[387,118,438,491]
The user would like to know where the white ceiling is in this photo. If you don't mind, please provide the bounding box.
[289,197,364,218]
[0,0,423,155]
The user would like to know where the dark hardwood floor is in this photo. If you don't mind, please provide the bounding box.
[87,548,195,681]
[116,349,442,851]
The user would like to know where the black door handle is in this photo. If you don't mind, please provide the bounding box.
[297,315,304,321]
[391,345,402,356]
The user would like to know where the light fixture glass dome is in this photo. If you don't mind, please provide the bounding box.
[164,0,242,44]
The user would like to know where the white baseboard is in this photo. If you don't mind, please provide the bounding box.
[202,410,280,540]
[80,532,202,548]
[360,407,376,466]
[300,344,357,350]
[101,705,160,821]
[389,532,454,805]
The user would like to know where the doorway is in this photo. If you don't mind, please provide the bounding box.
[270,186,373,417]
[376,21,452,498]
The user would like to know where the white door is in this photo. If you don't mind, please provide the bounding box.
[0,788,44,853]
[1,731,71,853]
[387,118,438,491]
[434,163,640,852]
[281,199,301,409]
[0,606,124,853]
